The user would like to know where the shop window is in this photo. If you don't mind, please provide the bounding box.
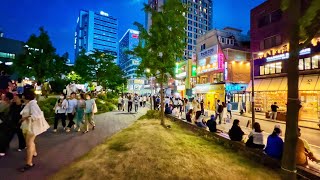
[269,63,276,74]
[299,59,304,70]
[260,66,265,75]
[312,56,319,69]
[304,58,311,70]
[264,64,270,74]
[275,62,282,73]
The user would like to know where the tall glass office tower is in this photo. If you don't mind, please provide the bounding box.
[146,0,213,60]
[74,10,118,63]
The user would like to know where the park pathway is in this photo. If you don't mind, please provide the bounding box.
[0,108,147,180]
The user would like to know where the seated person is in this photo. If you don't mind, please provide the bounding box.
[186,109,193,123]
[264,127,283,160]
[206,115,217,132]
[228,119,244,141]
[296,128,320,166]
[246,122,265,149]
[195,111,206,128]
[164,104,172,114]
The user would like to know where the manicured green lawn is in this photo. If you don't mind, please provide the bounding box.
[52,118,282,180]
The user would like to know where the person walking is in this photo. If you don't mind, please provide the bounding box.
[83,93,96,133]
[16,78,24,95]
[143,95,147,107]
[53,94,68,133]
[127,95,133,113]
[19,90,50,172]
[139,95,143,107]
[118,96,123,111]
[134,94,139,112]
[270,102,279,120]
[221,102,227,124]
[8,94,26,152]
[227,101,232,118]
[66,92,77,132]
[216,100,223,124]
[75,93,86,132]
[0,92,14,157]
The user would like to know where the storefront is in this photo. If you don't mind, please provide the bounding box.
[225,83,249,110]
[246,75,320,122]
[194,83,225,111]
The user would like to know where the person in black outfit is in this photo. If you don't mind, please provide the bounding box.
[7,94,26,151]
[128,95,133,112]
[0,92,13,156]
[165,104,172,114]
[200,99,204,115]
[270,102,279,120]
[228,119,245,141]
[186,109,193,123]
[206,115,217,132]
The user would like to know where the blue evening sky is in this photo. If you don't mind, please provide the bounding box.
[0,0,265,61]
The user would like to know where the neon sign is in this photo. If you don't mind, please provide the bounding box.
[266,48,311,62]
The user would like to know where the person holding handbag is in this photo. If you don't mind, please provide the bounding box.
[19,90,50,172]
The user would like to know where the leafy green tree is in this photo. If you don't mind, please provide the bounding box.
[13,27,57,81]
[51,52,71,81]
[131,0,187,125]
[281,0,320,178]
[74,49,126,92]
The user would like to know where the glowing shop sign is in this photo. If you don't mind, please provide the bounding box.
[198,45,218,59]
[176,72,187,78]
[266,48,311,62]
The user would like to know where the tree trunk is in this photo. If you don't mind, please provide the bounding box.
[160,75,165,126]
[281,0,301,179]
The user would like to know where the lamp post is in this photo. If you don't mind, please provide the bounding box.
[251,52,263,128]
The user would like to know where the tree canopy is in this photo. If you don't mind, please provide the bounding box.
[131,0,187,124]
[13,27,69,81]
[74,49,126,92]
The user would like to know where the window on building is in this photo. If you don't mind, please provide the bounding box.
[188,14,193,18]
[188,20,192,25]
[194,22,198,27]
[312,56,319,69]
[299,59,304,70]
[188,32,192,37]
[188,45,193,50]
[194,28,198,33]
[269,63,276,74]
[194,34,197,38]
[221,37,225,43]
[193,40,197,45]
[304,57,311,70]
[262,35,281,50]
[194,16,198,21]
[275,62,282,73]
[260,66,264,75]
[200,44,206,51]
[188,39,192,44]
[264,64,270,74]
[188,26,192,31]
[271,9,282,23]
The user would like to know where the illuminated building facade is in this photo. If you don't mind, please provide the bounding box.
[195,27,251,111]
[74,10,118,63]
[250,0,320,121]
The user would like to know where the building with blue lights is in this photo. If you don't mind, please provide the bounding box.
[119,29,145,93]
[74,10,118,63]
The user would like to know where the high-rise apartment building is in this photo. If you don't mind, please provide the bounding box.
[74,10,118,63]
[146,0,213,60]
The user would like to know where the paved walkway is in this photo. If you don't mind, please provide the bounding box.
[0,108,148,180]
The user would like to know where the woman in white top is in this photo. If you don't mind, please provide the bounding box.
[246,122,265,149]
[222,102,228,124]
[53,93,68,132]
[19,91,50,172]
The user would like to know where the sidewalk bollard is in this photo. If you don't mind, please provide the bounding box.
[246,120,251,128]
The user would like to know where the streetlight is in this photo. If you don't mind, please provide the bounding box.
[251,52,263,128]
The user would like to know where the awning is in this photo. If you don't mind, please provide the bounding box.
[246,79,262,92]
[299,75,319,91]
[279,77,287,91]
[257,79,271,91]
[267,78,284,91]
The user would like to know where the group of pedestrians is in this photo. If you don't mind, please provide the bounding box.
[117,94,148,113]
[0,90,50,172]
[53,92,97,133]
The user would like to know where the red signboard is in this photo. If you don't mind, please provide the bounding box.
[132,34,139,39]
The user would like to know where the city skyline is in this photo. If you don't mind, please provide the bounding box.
[0,0,265,61]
